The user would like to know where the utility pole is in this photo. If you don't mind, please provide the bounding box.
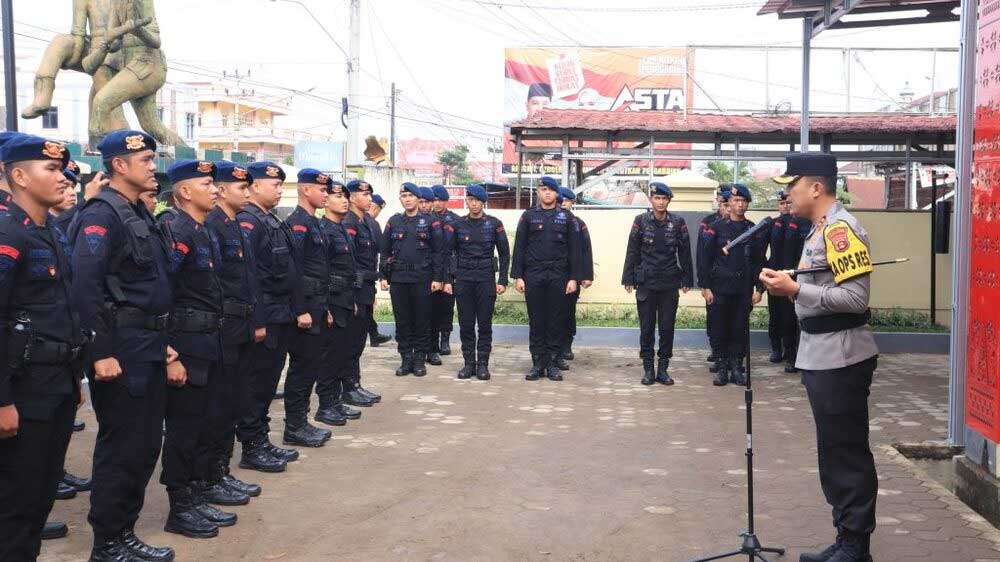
[390,82,397,165]
[347,0,361,166]
[225,69,251,154]
[487,137,501,182]
[2,0,17,131]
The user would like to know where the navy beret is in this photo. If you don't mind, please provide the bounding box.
[465,184,488,203]
[418,187,435,201]
[214,160,250,183]
[776,189,788,201]
[168,159,216,184]
[558,187,576,201]
[347,179,372,193]
[97,129,156,158]
[400,182,420,197]
[538,176,560,191]
[432,185,450,201]
[247,161,286,182]
[0,131,25,149]
[774,152,838,184]
[298,168,332,188]
[63,168,79,184]
[372,194,386,207]
[0,134,70,167]
[730,183,752,202]
[720,188,732,202]
[327,181,348,196]
[65,160,81,175]
[649,182,674,198]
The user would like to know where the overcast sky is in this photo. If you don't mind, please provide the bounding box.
[4,0,964,160]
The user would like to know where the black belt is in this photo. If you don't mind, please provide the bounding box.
[222,302,254,319]
[356,270,379,282]
[26,339,85,365]
[170,308,222,333]
[113,307,169,331]
[392,263,428,272]
[329,274,353,291]
[799,310,871,334]
[302,277,329,295]
[261,293,290,305]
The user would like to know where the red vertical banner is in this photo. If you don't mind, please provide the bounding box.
[968,0,1000,441]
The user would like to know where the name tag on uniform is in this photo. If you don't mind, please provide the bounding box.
[824,220,873,284]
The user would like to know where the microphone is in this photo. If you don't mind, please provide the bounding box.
[721,216,772,256]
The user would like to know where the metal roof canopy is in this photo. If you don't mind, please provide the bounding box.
[758,1,959,36]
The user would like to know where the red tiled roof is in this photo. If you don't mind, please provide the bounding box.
[510,109,956,135]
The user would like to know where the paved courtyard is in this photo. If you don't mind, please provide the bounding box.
[41,345,1000,562]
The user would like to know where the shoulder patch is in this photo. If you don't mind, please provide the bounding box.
[292,224,308,233]
[239,221,255,231]
[824,220,873,284]
[83,224,108,254]
[0,244,19,260]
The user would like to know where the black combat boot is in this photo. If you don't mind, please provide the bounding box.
[427,333,442,365]
[546,354,564,381]
[709,352,724,372]
[304,421,332,441]
[283,421,326,448]
[239,438,287,473]
[336,401,362,420]
[427,350,443,366]
[457,355,475,379]
[219,459,261,498]
[412,352,428,377]
[439,331,452,355]
[395,353,413,376]
[784,346,799,373]
[262,435,299,462]
[641,359,655,385]
[526,355,543,381]
[343,383,375,407]
[119,527,175,561]
[730,361,747,386]
[193,478,249,506]
[315,404,347,426]
[825,529,872,562]
[370,331,391,346]
[41,521,68,540]
[63,470,93,492]
[476,355,491,380]
[56,480,77,500]
[350,369,381,402]
[89,537,144,562]
[769,339,784,363]
[190,484,238,527]
[713,356,730,386]
[563,336,575,360]
[164,487,218,539]
[656,359,674,385]
[800,529,843,562]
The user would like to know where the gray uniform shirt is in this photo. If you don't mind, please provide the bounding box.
[793,203,879,371]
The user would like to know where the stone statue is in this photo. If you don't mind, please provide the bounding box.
[21,0,187,150]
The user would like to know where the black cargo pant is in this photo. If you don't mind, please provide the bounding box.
[349,302,373,387]
[284,319,332,426]
[782,299,801,357]
[525,273,569,359]
[636,288,680,361]
[317,309,353,408]
[562,288,580,353]
[88,360,167,544]
[706,301,719,355]
[221,339,254,465]
[455,280,497,363]
[767,293,785,349]
[161,356,219,491]
[802,356,878,535]
[0,392,74,561]
[710,292,752,366]
[390,280,432,355]
[236,322,292,444]
[430,290,455,352]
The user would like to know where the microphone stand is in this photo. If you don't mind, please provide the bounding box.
[688,222,785,562]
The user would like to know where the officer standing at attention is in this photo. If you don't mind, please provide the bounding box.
[69,130,175,562]
[343,180,380,410]
[429,185,459,364]
[366,193,392,347]
[158,160,238,539]
[236,161,300,473]
[0,131,25,215]
[282,169,334,448]
[699,186,731,369]
[767,191,791,364]
[204,161,261,499]
[381,182,446,378]
[315,180,357,427]
[417,186,435,215]
[760,153,878,562]
[698,183,765,386]
[558,187,592,363]
[512,177,582,381]
[0,135,85,562]
[622,182,693,385]
[444,184,510,380]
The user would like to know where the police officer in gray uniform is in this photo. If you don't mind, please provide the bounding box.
[760,153,878,562]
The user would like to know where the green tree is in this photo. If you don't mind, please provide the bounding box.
[437,145,472,185]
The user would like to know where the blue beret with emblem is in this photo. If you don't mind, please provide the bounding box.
[214,160,250,183]
[298,168,332,187]
[97,129,157,159]
[558,187,576,201]
[730,183,752,202]
[63,168,79,185]
[400,182,420,197]
[418,187,435,201]
[649,182,673,198]
[465,184,488,203]
[0,134,70,167]
[347,179,371,193]
[168,159,216,184]
[0,131,25,149]
[247,161,286,182]
[538,176,560,191]
[372,194,386,207]
[432,185,450,201]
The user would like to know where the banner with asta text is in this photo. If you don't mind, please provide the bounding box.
[502,47,695,177]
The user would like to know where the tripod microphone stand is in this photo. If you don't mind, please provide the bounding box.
[688,223,785,562]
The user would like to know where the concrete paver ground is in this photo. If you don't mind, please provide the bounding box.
[41,345,1000,562]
